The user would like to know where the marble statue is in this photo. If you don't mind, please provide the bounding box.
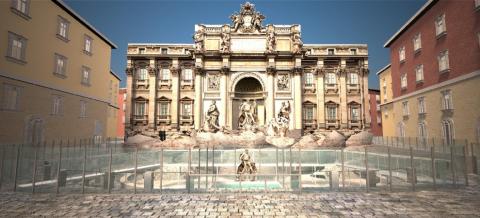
[238,99,257,129]
[230,2,265,33]
[292,31,303,54]
[202,101,221,132]
[220,27,231,53]
[266,28,276,53]
[193,26,205,52]
[236,149,256,181]
[265,101,291,137]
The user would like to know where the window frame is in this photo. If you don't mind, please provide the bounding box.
[10,0,31,20]
[6,31,28,64]
[415,64,424,82]
[53,53,67,78]
[435,13,447,38]
[438,50,450,73]
[441,90,453,110]
[160,68,170,81]
[402,101,409,116]
[325,73,336,85]
[348,73,358,85]
[400,73,407,89]
[399,46,406,63]
[413,33,422,53]
[182,102,192,116]
[56,16,70,42]
[442,119,455,145]
[51,95,63,116]
[418,97,426,114]
[80,100,87,118]
[304,72,314,86]
[2,83,21,111]
[182,68,193,82]
[81,66,91,86]
[83,35,93,55]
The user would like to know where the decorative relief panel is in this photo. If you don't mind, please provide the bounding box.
[207,74,220,91]
[277,74,290,91]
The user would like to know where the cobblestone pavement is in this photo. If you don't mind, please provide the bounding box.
[0,187,479,217]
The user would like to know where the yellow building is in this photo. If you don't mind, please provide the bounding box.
[106,70,121,139]
[377,65,395,137]
[0,0,117,144]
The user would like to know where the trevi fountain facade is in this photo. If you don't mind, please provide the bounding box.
[125,2,372,148]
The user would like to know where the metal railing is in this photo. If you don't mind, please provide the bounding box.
[0,137,475,195]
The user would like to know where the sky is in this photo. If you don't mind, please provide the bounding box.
[64,0,427,89]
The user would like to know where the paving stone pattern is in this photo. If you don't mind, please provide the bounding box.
[0,187,479,217]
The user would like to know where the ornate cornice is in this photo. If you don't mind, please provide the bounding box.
[220,66,230,75]
[126,67,134,76]
[266,66,276,75]
[169,66,179,75]
[147,66,157,75]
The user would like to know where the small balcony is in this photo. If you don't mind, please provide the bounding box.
[156,114,171,125]
[181,79,194,89]
[347,83,360,94]
[134,79,149,89]
[180,115,194,125]
[132,115,148,125]
[303,119,317,130]
[348,119,362,129]
[303,83,316,93]
[158,79,172,89]
[325,118,339,129]
[325,83,338,94]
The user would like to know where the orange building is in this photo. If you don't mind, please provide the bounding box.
[117,88,127,138]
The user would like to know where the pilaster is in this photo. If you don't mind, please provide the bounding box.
[266,55,276,122]
[293,57,303,130]
[147,59,157,130]
[220,55,230,127]
[316,59,325,129]
[170,58,180,131]
[339,58,348,128]
[194,66,204,130]
[125,59,134,131]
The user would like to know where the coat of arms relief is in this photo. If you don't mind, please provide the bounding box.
[230,2,265,33]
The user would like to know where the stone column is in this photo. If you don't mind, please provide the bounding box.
[194,68,203,130]
[362,61,371,129]
[220,55,230,127]
[266,68,275,122]
[170,58,180,131]
[293,68,303,131]
[339,58,348,129]
[147,59,157,131]
[125,59,134,132]
[316,59,325,129]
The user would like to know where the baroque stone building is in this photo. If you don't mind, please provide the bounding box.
[125,2,370,136]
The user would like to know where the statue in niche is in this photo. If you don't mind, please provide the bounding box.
[193,26,205,52]
[266,28,276,53]
[238,99,257,129]
[277,74,290,91]
[208,74,220,90]
[202,101,221,132]
[220,26,231,53]
[292,31,303,54]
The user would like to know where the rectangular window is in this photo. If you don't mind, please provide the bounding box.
[81,66,91,85]
[159,102,169,115]
[7,32,27,63]
[438,50,450,73]
[183,68,193,81]
[413,33,421,52]
[84,35,92,54]
[415,64,424,82]
[80,100,87,117]
[161,48,168,54]
[304,72,313,86]
[304,107,314,120]
[135,102,146,115]
[11,0,30,16]
[418,97,426,114]
[350,48,357,55]
[399,46,405,62]
[401,74,407,89]
[183,103,192,116]
[351,107,359,121]
[326,73,336,84]
[442,90,453,110]
[52,95,63,115]
[2,84,20,110]
[327,49,335,55]
[136,68,148,80]
[57,16,69,40]
[348,73,358,84]
[160,68,170,81]
[435,14,447,37]
[138,48,145,54]
[327,106,336,120]
[54,53,67,77]
[402,101,409,116]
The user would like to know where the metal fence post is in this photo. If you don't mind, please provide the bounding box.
[32,142,40,194]
[365,146,369,192]
[450,146,456,186]
[387,147,392,192]
[212,146,215,185]
[276,147,279,181]
[56,140,63,194]
[12,144,21,192]
[107,140,113,193]
[0,146,5,191]
[410,146,415,191]
[206,146,208,190]
[188,147,192,193]
[82,139,87,194]
[134,146,138,194]
[463,144,469,186]
[299,147,302,193]
[160,148,163,193]
[341,148,345,190]
[431,146,436,190]
[282,148,285,188]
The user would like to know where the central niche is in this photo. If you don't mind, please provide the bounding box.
[234,77,263,98]
[232,77,265,129]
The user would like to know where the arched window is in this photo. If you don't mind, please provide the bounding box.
[418,122,427,145]
[442,119,454,145]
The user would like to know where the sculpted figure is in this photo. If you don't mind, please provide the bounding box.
[253,14,264,31]
[277,74,290,91]
[203,101,221,132]
[236,149,256,181]
[238,99,257,129]
[220,27,231,53]
[193,27,205,52]
[292,31,303,54]
[266,29,276,53]
[230,13,242,32]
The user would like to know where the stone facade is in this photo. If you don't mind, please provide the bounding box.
[125,2,370,137]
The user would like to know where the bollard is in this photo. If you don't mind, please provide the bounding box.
[144,171,154,193]
[13,144,21,192]
[134,147,138,194]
